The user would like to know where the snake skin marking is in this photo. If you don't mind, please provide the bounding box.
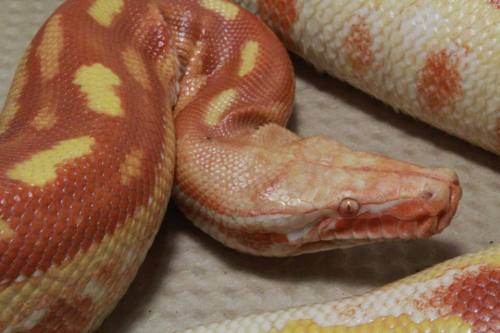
[73,64,123,117]
[417,48,463,113]
[0,204,161,332]
[199,0,240,20]
[0,219,14,241]
[429,266,500,332]
[0,48,30,135]
[6,136,95,187]
[343,16,374,75]
[4,309,47,333]
[257,0,298,36]
[269,316,472,333]
[120,148,145,185]
[36,14,63,82]
[88,0,125,27]
[204,88,237,126]
[122,48,152,90]
[238,40,259,77]
[31,105,58,130]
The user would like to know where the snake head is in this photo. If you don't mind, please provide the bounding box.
[253,136,462,255]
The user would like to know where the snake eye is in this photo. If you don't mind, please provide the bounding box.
[339,198,360,218]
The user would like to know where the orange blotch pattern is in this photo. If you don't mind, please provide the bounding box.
[28,297,93,332]
[257,0,298,36]
[343,17,375,75]
[430,267,500,333]
[417,49,463,113]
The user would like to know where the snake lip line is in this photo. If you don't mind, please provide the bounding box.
[175,180,461,255]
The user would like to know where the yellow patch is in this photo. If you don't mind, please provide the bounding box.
[119,148,144,185]
[7,136,95,187]
[199,0,240,20]
[37,14,63,81]
[204,89,237,126]
[0,47,30,135]
[88,0,124,27]
[74,64,123,117]
[270,316,472,333]
[31,106,58,130]
[82,279,107,303]
[239,41,259,77]
[122,48,151,90]
[0,218,14,240]
[156,51,179,89]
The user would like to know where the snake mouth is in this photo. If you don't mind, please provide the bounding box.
[286,180,462,247]
[435,179,462,233]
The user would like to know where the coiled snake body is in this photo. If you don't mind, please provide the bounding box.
[0,0,497,332]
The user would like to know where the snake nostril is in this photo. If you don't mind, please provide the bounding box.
[422,191,434,199]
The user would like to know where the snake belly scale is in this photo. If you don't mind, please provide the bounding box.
[0,0,497,332]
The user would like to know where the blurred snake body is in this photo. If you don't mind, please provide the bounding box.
[0,0,496,332]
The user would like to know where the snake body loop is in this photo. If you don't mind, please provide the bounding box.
[236,0,500,155]
[0,0,496,332]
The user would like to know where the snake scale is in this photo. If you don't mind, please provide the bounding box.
[0,0,498,332]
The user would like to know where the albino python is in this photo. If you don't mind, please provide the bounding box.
[0,0,497,332]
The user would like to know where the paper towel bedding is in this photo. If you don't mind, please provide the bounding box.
[0,1,498,332]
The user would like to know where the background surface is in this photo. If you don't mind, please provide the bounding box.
[0,1,498,332]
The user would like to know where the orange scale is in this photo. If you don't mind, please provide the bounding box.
[1,249,17,271]
[463,310,481,324]
[477,307,495,323]
[37,253,54,272]
[484,294,497,309]
[69,228,86,248]
[52,246,73,265]
[492,269,500,282]
[486,281,499,298]
[457,288,473,302]
[26,250,44,270]
[66,242,81,259]
[451,300,467,314]
[472,285,488,299]
[93,222,107,242]
[37,194,55,209]
[13,221,30,238]
[469,297,485,313]
[18,259,38,278]
[448,280,463,293]
[80,232,97,251]
[5,259,24,280]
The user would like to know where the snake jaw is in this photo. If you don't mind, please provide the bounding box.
[177,131,463,255]
[283,169,461,249]
[265,140,463,251]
